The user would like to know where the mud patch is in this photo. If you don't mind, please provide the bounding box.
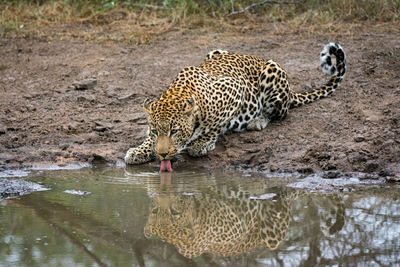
[288,173,384,192]
[0,179,49,199]
[0,31,399,174]
[0,169,30,178]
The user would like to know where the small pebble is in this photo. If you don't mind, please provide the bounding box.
[324,171,340,179]
[270,165,279,172]
[354,136,365,142]
[72,78,97,90]
[386,174,400,183]
[77,95,96,102]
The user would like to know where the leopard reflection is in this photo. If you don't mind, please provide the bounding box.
[144,188,296,258]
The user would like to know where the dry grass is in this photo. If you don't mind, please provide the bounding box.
[1,0,399,43]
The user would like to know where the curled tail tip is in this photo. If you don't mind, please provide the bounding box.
[320,42,346,76]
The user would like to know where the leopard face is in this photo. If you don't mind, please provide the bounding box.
[144,195,195,245]
[144,97,197,161]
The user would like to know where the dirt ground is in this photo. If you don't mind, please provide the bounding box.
[0,26,399,176]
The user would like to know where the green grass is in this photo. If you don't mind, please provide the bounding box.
[2,0,399,19]
[1,0,399,41]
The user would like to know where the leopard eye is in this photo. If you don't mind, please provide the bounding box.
[170,207,181,216]
[151,207,159,214]
[151,129,158,136]
[170,129,179,136]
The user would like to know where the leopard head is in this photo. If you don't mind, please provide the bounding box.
[143,195,196,257]
[143,96,197,161]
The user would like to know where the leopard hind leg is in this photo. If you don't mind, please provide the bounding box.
[257,60,291,122]
[206,49,229,60]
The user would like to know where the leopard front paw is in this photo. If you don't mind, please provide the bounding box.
[186,142,215,157]
[125,147,153,164]
[187,147,207,157]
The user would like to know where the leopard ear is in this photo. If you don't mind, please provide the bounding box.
[143,99,154,114]
[143,225,152,239]
[183,96,195,115]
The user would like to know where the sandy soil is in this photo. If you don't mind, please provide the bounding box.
[0,28,399,176]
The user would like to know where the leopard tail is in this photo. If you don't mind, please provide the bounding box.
[290,42,347,108]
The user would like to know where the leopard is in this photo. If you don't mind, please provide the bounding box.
[125,43,347,171]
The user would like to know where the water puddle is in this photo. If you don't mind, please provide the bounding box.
[0,167,399,266]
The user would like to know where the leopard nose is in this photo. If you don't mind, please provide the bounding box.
[159,153,168,159]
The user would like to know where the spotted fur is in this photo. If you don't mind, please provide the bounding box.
[125,43,347,164]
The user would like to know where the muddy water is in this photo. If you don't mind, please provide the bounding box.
[0,167,399,266]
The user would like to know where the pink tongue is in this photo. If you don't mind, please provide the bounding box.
[160,160,173,172]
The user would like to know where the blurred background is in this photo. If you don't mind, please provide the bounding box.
[1,0,399,44]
